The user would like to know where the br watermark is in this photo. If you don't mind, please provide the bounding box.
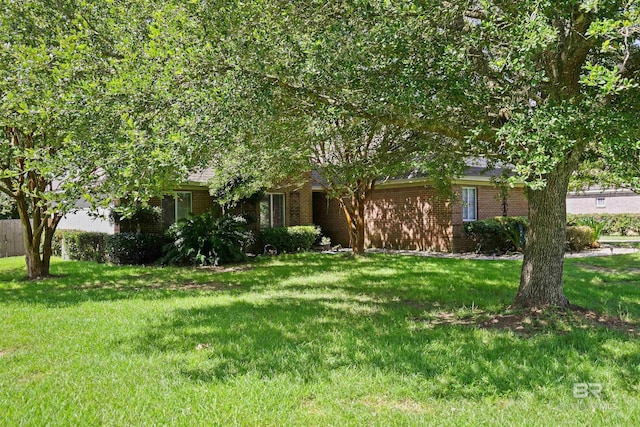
[573,383,603,399]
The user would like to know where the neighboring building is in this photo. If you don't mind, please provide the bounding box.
[567,187,640,215]
[57,200,115,234]
[312,167,528,252]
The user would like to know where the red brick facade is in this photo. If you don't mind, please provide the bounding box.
[313,182,528,252]
[451,184,528,252]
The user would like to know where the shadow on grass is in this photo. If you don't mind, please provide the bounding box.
[133,295,640,399]
[0,254,521,310]
[564,255,640,320]
[1,253,638,321]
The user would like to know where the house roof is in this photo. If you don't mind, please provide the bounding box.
[187,168,215,184]
[311,159,512,191]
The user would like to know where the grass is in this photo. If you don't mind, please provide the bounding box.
[0,253,639,426]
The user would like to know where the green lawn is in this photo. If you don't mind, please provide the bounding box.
[0,253,638,426]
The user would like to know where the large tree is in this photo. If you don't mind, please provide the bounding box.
[0,1,207,278]
[186,0,640,308]
[308,111,462,255]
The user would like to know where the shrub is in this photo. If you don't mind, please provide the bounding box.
[106,232,168,265]
[109,204,162,233]
[161,212,254,266]
[58,231,109,263]
[567,213,640,236]
[572,217,605,247]
[463,217,528,254]
[259,225,321,253]
[566,225,593,252]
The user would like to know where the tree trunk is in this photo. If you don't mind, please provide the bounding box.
[514,165,572,308]
[339,179,375,256]
[15,192,54,279]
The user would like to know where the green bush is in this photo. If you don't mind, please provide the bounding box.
[567,213,640,236]
[259,225,321,253]
[566,225,593,252]
[463,217,528,254]
[110,205,162,233]
[161,212,254,266]
[572,217,605,246]
[58,231,109,263]
[106,232,168,265]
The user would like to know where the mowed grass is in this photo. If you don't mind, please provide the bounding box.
[0,253,639,426]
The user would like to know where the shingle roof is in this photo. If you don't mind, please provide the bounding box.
[187,168,215,184]
[311,158,511,190]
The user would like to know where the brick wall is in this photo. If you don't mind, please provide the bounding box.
[314,183,529,253]
[451,184,528,252]
[313,186,453,251]
[313,192,351,246]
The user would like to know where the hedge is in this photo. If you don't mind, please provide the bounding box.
[567,213,640,236]
[463,217,528,254]
[107,232,169,265]
[259,225,321,253]
[55,230,108,263]
[54,230,167,265]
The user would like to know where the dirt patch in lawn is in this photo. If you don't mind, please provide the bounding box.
[480,306,638,336]
[75,281,241,292]
[0,349,15,357]
[196,265,255,273]
[360,396,430,414]
[411,307,638,336]
[574,263,640,274]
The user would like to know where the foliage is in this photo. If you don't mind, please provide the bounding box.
[110,205,162,233]
[259,225,321,254]
[0,0,214,277]
[106,233,168,265]
[568,213,640,236]
[54,230,168,265]
[161,212,254,266]
[463,217,528,254]
[571,216,606,246]
[565,226,594,252]
[57,231,109,263]
[185,1,640,305]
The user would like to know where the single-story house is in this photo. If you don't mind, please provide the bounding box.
[60,164,528,253]
[567,187,640,215]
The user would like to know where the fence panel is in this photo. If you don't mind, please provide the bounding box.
[0,220,25,258]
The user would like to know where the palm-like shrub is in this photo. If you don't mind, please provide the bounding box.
[161,212,254,266]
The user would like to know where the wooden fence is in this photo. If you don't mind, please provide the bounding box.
[0,220,25,258]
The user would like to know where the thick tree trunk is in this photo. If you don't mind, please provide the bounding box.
[514,166,572,308]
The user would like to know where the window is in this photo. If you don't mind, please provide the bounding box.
[161,191,192,228]
[596,197,606,208]
[462,187,477,222]
[260,193,285,228]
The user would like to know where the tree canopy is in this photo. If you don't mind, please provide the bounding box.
[186,0,640,307]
